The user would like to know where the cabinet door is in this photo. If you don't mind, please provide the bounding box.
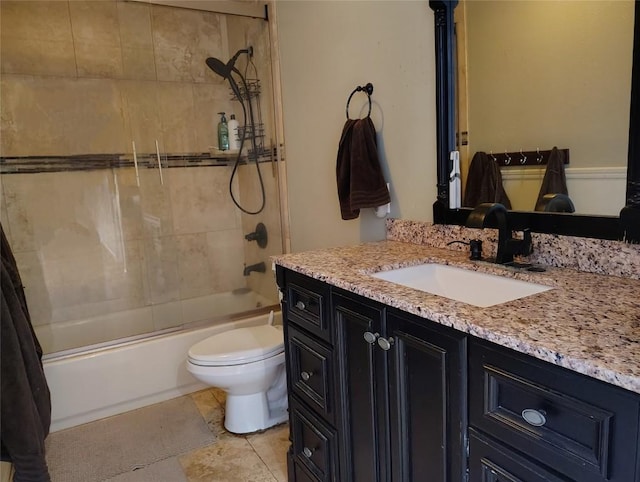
[387,309,467,482]
[333,292,389,482]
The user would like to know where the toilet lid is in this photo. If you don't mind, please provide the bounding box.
[188,325,284,366]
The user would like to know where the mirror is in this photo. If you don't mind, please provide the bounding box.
[459,0,632,216]
[430,0,640,241]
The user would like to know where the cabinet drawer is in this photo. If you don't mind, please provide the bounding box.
[290,398,338,482]
[286,271,331,343]
[287,324,335,423]
[293,461,322,482]
[469,340,640,482]
[469,428,568,482]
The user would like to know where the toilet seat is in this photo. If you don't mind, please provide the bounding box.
[188,325,284,367]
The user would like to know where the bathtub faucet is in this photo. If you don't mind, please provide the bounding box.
[243,262,266,276]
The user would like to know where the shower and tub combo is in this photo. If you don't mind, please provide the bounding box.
[1,0,284,435]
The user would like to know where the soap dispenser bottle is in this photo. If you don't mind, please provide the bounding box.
[217,112,229,151]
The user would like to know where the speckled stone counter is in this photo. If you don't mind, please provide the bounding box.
[273,240,640,394]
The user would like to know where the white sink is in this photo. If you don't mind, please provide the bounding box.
[371,263,552,308]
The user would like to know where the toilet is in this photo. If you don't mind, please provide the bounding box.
[186,324,288,434]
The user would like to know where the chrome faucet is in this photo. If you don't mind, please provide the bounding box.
[243,262,266,276]
[466,203,532,264]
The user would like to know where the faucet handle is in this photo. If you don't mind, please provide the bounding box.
[521,229,533,256]
[509,228,533,257]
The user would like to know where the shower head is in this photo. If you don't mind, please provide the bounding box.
[205,47,253,80]
[206,47,253,100]
[205,57,230,79]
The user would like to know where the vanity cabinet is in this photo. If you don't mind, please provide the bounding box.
[385,308,467,481]
[468,340,640,482]
[278,267,466,481]
[333,291,468,481]
[276,266,640,482]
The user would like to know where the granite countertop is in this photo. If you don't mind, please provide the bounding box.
[274,240,640,395]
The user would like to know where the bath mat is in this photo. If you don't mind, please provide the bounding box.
[104,458,187,482]
[45,396,215,482]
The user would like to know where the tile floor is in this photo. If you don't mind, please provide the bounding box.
[184,388,289,482]
[47,388,290,482]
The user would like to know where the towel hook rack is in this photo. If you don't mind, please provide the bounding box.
[489,148,570,166]
[346,82,373,119]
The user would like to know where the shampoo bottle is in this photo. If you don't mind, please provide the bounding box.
[217,112,229,151]
[228,114,240,151]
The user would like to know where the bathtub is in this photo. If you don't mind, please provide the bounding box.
[36,290,274,355]
[43,306,281,432]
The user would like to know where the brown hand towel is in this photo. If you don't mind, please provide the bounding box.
[535,146,568,210]
[463,151,512,209]
[336,117,390,220]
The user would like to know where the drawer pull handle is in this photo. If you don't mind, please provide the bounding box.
[522,408,547,427]
[300,371,312,381]
[303,447,314,458]
[363,331,379,344]
[295,301,306,310]
[377,336,395,351]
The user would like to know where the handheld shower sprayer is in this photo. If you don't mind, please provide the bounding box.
[206,47,254,100]
[205,47,266,215]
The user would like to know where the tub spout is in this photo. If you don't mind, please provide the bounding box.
[243,262,266,276]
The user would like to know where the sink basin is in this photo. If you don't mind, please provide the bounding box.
[371,263,552,307]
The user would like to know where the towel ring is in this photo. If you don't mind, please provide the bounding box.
[346,83,373,119]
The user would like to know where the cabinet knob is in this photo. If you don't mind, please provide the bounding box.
[521,408,547,427]
[303,447,314,458]
[295,300,306,310]
[300,371,312,381]
[363,331,379,344]
[377,336,395,351]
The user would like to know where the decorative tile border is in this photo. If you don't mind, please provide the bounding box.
[0,149,275,174]
[386,218,640,280]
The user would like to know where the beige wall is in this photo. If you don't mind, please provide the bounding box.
[274,1,437,253]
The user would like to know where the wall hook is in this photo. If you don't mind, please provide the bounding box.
[520,149,527,165]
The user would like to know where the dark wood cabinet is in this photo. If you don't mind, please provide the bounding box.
[333,292,389,482]
[277,266,640,482]
[468,340,640,482]
[386,309,467,482]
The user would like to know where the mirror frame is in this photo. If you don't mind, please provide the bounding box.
[429,0,640,242]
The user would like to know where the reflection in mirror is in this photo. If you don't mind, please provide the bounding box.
[455,0,634,216]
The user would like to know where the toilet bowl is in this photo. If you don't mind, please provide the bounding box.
[186,324,288,434]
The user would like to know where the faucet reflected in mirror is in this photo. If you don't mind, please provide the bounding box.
[466,203,533,265]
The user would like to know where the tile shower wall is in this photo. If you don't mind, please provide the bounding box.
[0,0,282,352]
